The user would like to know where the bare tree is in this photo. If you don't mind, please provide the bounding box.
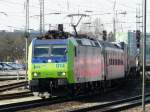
[0,31,25,62]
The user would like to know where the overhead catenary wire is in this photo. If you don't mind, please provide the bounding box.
[106,0,138,10]
[0,0,149,32]
[0,0,148,18]
[0,0,59,13]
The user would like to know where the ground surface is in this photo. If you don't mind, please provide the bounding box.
[18,79,150,112]
[1,74,150,112]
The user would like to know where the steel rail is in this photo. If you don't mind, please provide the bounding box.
[0,91,111,112]
[0,77,25,81]
[0,74,25,76]
[70,93,150,112]
[0,95,77,112]
[0,76,141,112]
[0,91,32,100]
[0,81,27,92]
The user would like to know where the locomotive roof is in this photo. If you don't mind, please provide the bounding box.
[33,29,122,50]
[36,30,72,39]
[33,38,67,45]
[33,36,122,50]
[98,40,122,49]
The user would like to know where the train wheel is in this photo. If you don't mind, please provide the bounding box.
[68,84,75,97]
[33,92,39,96]
[38,92,50,99]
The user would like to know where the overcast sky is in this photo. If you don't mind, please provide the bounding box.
[0,0,149,32]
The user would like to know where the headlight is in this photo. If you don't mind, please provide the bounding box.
[62,72,66,76]
[48,59,52,63]
[57,72,66,76]
[34,72,38,77]
[32,72,40,77]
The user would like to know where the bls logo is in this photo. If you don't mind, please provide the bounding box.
[56,63,65,68]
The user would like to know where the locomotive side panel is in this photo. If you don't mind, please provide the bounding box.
[66,38,76,83]
[74,45,104,83]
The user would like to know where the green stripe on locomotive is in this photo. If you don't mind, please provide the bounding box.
[28,38,77,84]
[28,63,67,78]
[67,38,77,83]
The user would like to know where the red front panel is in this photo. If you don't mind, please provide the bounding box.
[74,46,104,82]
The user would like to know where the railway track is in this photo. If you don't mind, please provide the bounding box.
[0,77,25,81]
[0,81,27,92]
[0,74,25,76]
[70,93,150,112]
[1,92,149,112]
[0,95,74,112]
[0,77,143,112]
[0,91,112,112]
[0,91,33,100]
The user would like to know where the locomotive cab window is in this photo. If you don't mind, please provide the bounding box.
[51,45,67,56]
[33,45,67,57]
[34,45,49,57]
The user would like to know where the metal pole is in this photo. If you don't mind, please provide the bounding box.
[136,7,137,31]
[25,0,29,82]
[17,70,19,81]
[49,24,51,30]
[142,0,144,35]
[40,0,42,35]
[25,37,28,81]
[42,0,44,33]
[39,0,44,35]
[113,0,116,40]
[113,11,116,40]
[142,0,146,111]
